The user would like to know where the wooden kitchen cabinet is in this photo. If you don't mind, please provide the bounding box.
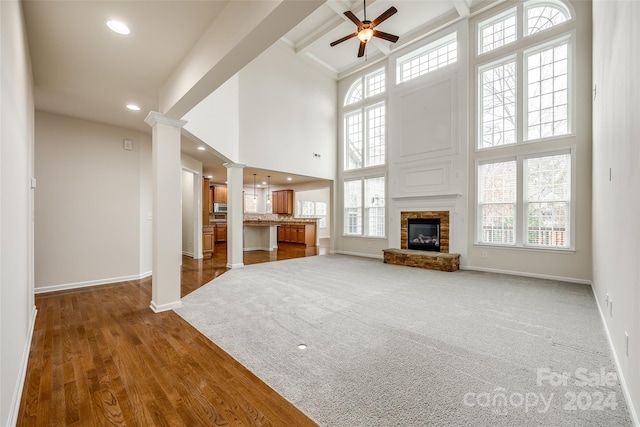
[203,226,214,257]
[209,188,213,214]
[213,185,227,204]
[272,190,294,215]
[202,178,210,226]
[215,224,227,242]
[277,223,316,247]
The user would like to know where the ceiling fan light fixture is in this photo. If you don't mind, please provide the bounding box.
[329,2,398,58]
[357,27,374,43]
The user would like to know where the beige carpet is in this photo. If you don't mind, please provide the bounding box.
[175,254,632,426]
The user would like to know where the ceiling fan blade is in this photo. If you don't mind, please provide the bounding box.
[373,30,399,43]
[344,10,363,27]
[371,6,397,27]
[330,32,358,47]
[357,41,366,57]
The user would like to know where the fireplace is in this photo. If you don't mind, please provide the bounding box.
[407,218,440,252]
[400,211,450,253]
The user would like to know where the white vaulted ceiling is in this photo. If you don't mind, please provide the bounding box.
[23,0,491,182]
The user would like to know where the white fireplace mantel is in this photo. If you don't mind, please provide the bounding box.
[391,193,462,202]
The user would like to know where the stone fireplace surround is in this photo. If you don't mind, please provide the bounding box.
[401,211,450,253]
[384,210,460,272]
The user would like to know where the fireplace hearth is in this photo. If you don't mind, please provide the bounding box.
[407,218,440,252]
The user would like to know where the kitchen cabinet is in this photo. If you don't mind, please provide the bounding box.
[202,178,210,226]
[209,188,213,214]
[213,185,227,204]
[277,223,316,247]
[272,190,294,215]
[215,224,227,242]
[203,226,214,257]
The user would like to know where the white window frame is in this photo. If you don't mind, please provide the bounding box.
[477,33,575,150]
[523,34,573,142]
[396,32,457,85]
[524,0,571,37]
[343,102,386,171]
[344,67,386,106]
[244,193,257,213]
[476,146,575,251]
[477,7,517,56]
[343,175,386,238]
[478,55,518,150]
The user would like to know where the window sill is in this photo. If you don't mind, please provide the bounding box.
[474,243,575,254]
[342,235,387,240]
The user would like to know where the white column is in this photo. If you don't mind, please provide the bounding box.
[224,162,245,268]
[145,112,187,313]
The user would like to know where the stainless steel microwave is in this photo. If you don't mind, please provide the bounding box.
[213,203,227,212]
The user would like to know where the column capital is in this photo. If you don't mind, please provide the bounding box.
[144,111,187,129]
[223,162,246,170]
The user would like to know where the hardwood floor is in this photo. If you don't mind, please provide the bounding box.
[17,243,322,426]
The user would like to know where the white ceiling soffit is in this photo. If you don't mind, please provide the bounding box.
[282,0,499,80]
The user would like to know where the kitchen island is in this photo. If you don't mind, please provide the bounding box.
[243,216,317,252]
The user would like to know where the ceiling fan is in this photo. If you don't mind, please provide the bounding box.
[330,0,399,58]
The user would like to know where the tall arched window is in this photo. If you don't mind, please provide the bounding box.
[475,0,575,250]
[341,67,387,238]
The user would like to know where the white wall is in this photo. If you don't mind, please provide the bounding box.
[592,0,640,423]
[182,75,240,162]
[181,170,195,256]
[139,133,152,275]
[238,42,337,181]
[34,112,152,290]
[334,21,469,259]
[0,1,37,424]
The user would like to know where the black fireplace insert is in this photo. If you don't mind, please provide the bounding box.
[407,218,440,252]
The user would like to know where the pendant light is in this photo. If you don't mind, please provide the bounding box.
[253,173,257,201]
[266,175,271,206]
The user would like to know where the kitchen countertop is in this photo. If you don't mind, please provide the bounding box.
[243,219,317,226]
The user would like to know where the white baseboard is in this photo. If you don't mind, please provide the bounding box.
[591,286,639,427]
[226,262,245,269]
[182,250,194,257]
[149,300,183,313]
[243,246,275,252]
[461,265,591,285]
[333,250,384,260]
[8,305,37,426]
[35,271,153,294]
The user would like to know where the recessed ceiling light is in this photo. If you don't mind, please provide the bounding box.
[207,175,213,179]
[297,344,307,350]
[106,20,130,35]
[197,146,206,151]
[126,104,140,111]
[262,181,267,185]
[287,177,292,181]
